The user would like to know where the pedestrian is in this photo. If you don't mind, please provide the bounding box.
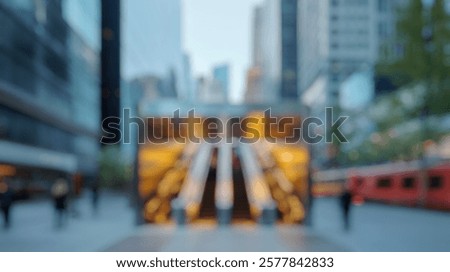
[340,189,353,231]
[91,182,99,215]
[0,179,14,229]
[51,179,69,228]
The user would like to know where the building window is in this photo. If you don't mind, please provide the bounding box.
[402,177,415,189]
[378,22,389,39]
[345,0,368,6]
[378,0,388,12]
[377,178,391,188]
[356,178,364,187]
[283,69,297,81]
[428,176,443,189]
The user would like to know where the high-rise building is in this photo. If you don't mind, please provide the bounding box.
[0,0,101,189]
[297,0,406,168]
[121,78,143,164]
[252,5,264,67]
[299,0,406,109]
[245,67,263,103]
[213,64,230,102]
[245,5,264,104]
[279,0,298,99]
[196,76,226,104]
[122,0,187,100]
[245,0,299,103]
[101,0,121,145]
[182,53,195,102]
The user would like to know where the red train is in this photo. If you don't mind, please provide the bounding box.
[347,161,450,210]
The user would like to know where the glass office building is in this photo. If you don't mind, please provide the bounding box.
[0,0,101,195]
[212,64,230,102]
[248,0,299,103]
[280,0,298,99]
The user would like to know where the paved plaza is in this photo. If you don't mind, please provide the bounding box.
[1,194,449,252]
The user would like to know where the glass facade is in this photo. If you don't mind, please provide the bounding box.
[280,0,298,99]
[213,64,230,100]
[0,0,101,182]
[255,0,299,102]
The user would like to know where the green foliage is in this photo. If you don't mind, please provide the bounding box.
[338,0,450,167]
[98,146,132,189]
[378,0,450,115]
[429,0,450,114]
[396,0,427,80]
[337,86,450,166]
[371,86,423,131]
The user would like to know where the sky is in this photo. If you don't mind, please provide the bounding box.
[182,0,262,103]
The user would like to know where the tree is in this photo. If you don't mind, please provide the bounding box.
[98,146,132,189]
[378,0,450,115]
[429,0,450,114]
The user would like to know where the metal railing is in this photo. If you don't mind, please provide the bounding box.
[215,142,234,225]
[171,142,213,224]
[238,142,277,225]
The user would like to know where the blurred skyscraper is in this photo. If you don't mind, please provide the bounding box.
[245,0,299,103]
[121,78,142,164]
[122,0,188,100]
[0,0,101,190]
[182,53,195,102]
[252,5,264,68]
[296,0,406,168]
[101,0,121,145]
[245,5,263,103]
[245,67,262,103]
[196,75,226,104]
[299,0,406,110]
[213,64,230,102]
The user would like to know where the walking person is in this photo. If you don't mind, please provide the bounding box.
[51,179,69,228]
[0,180,14,229]
[91,182,99,215]
[340,189,353,231]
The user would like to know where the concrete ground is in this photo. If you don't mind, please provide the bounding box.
[1,194,449,251]
[310,197,450,251]
[0,191,136,251]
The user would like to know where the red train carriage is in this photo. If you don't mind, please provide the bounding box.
[348,162,450,210]
[425,164,450,209]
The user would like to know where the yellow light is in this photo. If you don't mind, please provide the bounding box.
[280,152,294,162]
[0,165,16,176]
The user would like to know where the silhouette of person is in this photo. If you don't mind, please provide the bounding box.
[0,180,14,229]
[340,189,352,231]
[51,179,69,228]
[91,182,99,214]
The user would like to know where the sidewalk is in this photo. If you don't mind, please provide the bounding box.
[106,224,346,252]
[3,195,448,251]
[0,191,137,252]
[310,197,450,251]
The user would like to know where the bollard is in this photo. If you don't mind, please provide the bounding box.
[259,201,277,225]
[217,207,232,226]
[171,198,186,225]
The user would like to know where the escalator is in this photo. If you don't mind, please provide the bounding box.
[198,167,217,219]
[198,148,218,219]
[231,150,252,221]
